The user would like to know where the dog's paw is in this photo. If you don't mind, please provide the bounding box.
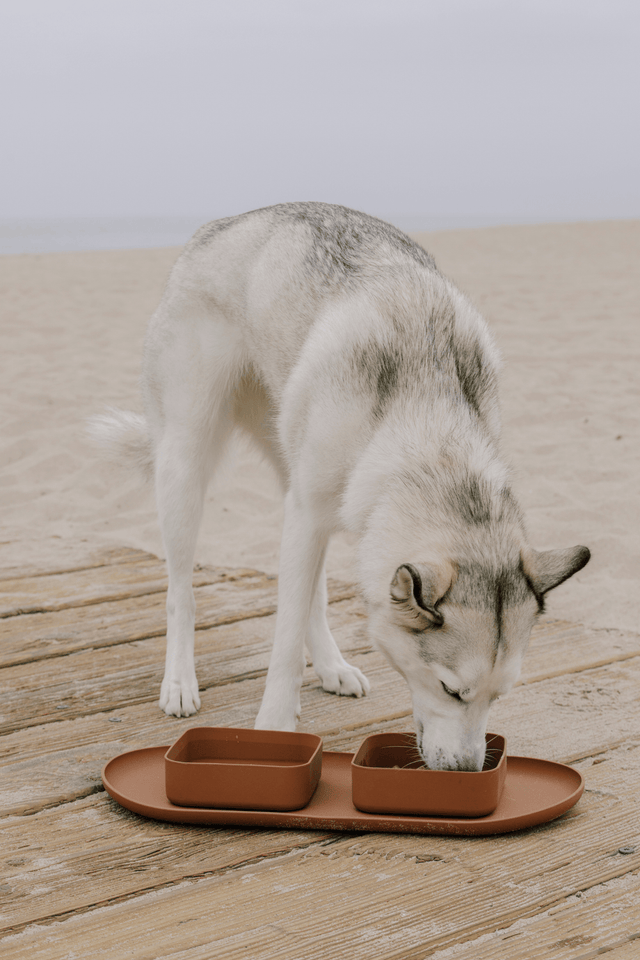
[159,674,201,718]
[315,657,370,698]
[254,699,300,731]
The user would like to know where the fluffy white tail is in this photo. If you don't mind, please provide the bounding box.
[87,407,155,480]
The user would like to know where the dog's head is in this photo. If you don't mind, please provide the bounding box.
[368,545,590,771]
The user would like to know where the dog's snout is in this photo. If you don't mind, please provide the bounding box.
[416,725,486,772]
[426,750,482,772]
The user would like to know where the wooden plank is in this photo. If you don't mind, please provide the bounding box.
[0,542,155,581]
[517,617,640,685]
[425,877,640,959]
[482,657,640,764]
[0,607,638,765]
[587,945,640,960]
[1,544,639,959]
[0,555,264,618]
[1,553,636,678]
[0,573,277,667]
[1,644,637,771]
[0,792,336,935]
[0,599,369,736]
[1,746,638,957]
[1,542,636,685]
[0,572,355,667]
[0,743,130,816]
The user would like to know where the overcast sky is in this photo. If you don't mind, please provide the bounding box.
[2,0,639,232]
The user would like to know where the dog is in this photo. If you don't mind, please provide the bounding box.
[90,202,590,771]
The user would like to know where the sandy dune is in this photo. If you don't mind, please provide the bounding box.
[1,220,638,634]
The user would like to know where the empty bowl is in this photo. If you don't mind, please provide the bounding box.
[165,727,323,810]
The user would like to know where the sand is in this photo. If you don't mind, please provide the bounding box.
[1,220,638,634]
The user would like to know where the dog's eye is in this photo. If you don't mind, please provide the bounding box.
[441,682,462,701]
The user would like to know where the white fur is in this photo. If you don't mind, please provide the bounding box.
[89,203,589,770]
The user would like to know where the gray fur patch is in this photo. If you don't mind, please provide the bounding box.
[288,203,437,279]
[447,473,494,526]
[190,202,438,281]
[351,342,404,419]
[414,561,536,665]
[450,562,532,612]
[442,473,520,528]
[451,334,495,419]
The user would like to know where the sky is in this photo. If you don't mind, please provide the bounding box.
[1,0,639,249]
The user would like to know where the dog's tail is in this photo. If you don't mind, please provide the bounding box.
[86,407,155,481]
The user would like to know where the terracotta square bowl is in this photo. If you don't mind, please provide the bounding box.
[351,732,507,817]
[164,727,323,810]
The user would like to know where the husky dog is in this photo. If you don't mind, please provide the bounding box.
[91,202,589,771]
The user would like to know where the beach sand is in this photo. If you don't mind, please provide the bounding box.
[1,220,638,634]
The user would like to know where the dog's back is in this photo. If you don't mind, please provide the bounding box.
[149,202,502,481]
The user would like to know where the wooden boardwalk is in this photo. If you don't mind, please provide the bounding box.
[0,542,638,959]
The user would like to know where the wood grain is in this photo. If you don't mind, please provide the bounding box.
[1,543,638,959]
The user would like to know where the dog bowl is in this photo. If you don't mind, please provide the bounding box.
[165,727,323,810]
[351,732,507,817]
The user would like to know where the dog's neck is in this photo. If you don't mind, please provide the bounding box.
[344,417,526,607]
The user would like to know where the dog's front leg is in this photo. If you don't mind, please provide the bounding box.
[255,491,327,731]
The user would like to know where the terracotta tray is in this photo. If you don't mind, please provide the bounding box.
[102,747,584,836]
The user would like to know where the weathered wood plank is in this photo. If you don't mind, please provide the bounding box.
[0,794,336,936]
[1,545,639,960]
[0,575,267,666]
[1,560,636,689]
[2,544,636,695]
[0,600,369,735]
[0,606,638,764]
[0,748,637,957]
[426,876,640,959]
[0,555,264,618]
[1,643,638,776]
[0,543,154,581]
[517,617,640,685]
[0,800,334,935]
[588,944,640,960]
[0,575,356,669]
[0,743,126,816]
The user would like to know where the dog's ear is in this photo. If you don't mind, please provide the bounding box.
[521,545,590,597]
[390,563,453,627]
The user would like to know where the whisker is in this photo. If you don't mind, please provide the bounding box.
[369,738,425,769]
[364,734,504,771]
[482,741,504,770]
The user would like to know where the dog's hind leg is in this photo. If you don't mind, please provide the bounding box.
[154,411,234,717]
[306,563,370,699]
[146,302,243,717]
